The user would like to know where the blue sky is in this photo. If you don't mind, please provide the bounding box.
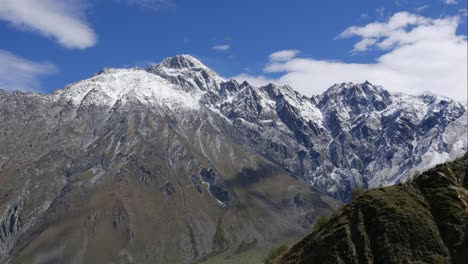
[0,0,467,99]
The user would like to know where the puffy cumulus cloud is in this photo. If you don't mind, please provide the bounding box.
[338,11,458,52]
[0,50,57,92]
[0,0,97,49]
[269,50,300,62]
[212,45,231,52]
[233,12,467,101]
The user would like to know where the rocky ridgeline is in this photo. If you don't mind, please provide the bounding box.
[3,55,466,202]
[0,55,466,263]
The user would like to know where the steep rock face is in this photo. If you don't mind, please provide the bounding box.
[148,57,466,202]
[216,80,466,201]
[274,153,468,264]
[0,65,339,263]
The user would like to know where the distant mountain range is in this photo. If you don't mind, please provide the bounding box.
[0,55,466,263]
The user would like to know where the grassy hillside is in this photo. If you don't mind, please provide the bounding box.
[273,153,468,264]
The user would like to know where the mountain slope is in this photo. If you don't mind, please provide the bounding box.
[274,153,468,264]
[0,54,466,263]
[0,62,340,263]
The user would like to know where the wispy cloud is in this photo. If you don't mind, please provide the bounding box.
[415,5,429,12]
[0,0,97,49]
[0,50,57,92]
[460,8,468,16]
[444,0,457,4]
[115,0,173,11]
[233,73,273,87]
[212,44,231,52]
[360,13,371,20]
[376,7,385,17]
[269,50,300,62]
[233,12,467,101]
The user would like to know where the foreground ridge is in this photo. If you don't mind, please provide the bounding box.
[274,152,468,264]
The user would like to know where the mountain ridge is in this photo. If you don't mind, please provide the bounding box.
[1,54,466,201]
[0,54,466,263]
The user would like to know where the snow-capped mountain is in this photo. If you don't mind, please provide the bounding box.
[0,55,466,262]
[0,55,340,263]
[5,54,466,200]
[217,78,466,200]
[143,55,466,200]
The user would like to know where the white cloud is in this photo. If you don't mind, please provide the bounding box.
[352,38,378,52]
[233,73,274,87]
[444,0,457,4]
[338,12,459,52]
[269,50,300,61]
[115,0,173,10]
[360,13,371,20]
[212,45,231,52]
[460,8,468,16]
[233,12,467,101]
[376,7,385,17]
[0,0,97,49]
[0,50,57,92]
[415,5,429,12]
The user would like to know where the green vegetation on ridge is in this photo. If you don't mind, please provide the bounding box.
[274,153,468,264]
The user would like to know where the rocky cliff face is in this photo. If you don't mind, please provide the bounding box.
[148,56,468,202]
[0,56,340,264]
[274,153,468,264]
[218,80,467,201]
[0,55,465,263]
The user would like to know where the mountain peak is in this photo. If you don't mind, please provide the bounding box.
[147,54,225,93]
[322,82,389,98]
[159,54,207,70]
[318,81,393,117]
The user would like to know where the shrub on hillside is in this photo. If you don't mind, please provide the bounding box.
[313,215,329,231]
[264,244,289,264]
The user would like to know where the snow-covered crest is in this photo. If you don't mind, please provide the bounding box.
[53,67,202,110]
[147,54,225,93]
[23,54,466,201]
